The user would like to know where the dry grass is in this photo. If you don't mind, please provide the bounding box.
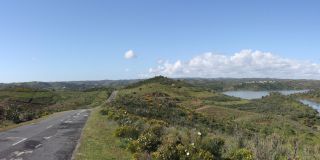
[196,105,257,121]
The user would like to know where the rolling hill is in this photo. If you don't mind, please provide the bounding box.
[83,76,320,160]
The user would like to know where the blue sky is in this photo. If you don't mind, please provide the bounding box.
[1,0,320,82]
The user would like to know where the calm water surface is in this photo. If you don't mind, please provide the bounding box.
[223,90,320,113]
[299,99,320,113]
[223,90,309,100]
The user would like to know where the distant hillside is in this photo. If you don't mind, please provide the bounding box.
[0,86,112,127]
[0,79,140,91]
[2,77,320,92]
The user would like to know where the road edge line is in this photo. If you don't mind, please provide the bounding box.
[70,109,92,160]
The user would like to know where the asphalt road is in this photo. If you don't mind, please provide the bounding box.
[0,109,90,160]
[106,90,118,103]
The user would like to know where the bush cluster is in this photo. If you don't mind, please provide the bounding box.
[101,92,251,160]
[101,86,319,159]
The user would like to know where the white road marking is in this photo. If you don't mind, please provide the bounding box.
[14,151,25,157]
[64,120,72,123]
[12,150,33,158]
[46,125,53,129]
[35,144,42,149]
[24,150,33,154]
[12,138,27,146]
[43,136,52,140]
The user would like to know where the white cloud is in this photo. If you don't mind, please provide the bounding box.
[149,49,320,79]
[124,50,136,59]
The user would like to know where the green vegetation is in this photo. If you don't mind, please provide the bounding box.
[0,80,138,91]
[89,76,320,160]
[184,78,320,91]
[294,89,320,103]
[76,107,132,160]
[226,92,319,127]
[0,87,112,129]
[3,76,320,159]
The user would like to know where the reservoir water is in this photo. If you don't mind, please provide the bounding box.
[223,90,309,100]
[223,90,320,112]
[299,99,320,113]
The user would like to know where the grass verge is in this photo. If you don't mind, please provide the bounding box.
[75,106,132,160]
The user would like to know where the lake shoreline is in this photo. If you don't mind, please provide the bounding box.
[223,90,309,100]
[299,99,320,113]
[222,90,320,113]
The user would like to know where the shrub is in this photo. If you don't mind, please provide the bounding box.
[106,110,116,120]
[114,125,140,139]
[230,148,254,160]
[137,131,161,153]
[154,144,180,160]
[0,107,5,121]
[195,149,214,160]
[119,138,131,149]
[154,143,215,160]
[100,109,108,115]
[200,136,225,159]
[128,140,139,153]
[6,107,23,123]
[148,124,165,137]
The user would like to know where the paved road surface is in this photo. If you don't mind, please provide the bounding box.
[106,91,118,103]
[0,109,90,160]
